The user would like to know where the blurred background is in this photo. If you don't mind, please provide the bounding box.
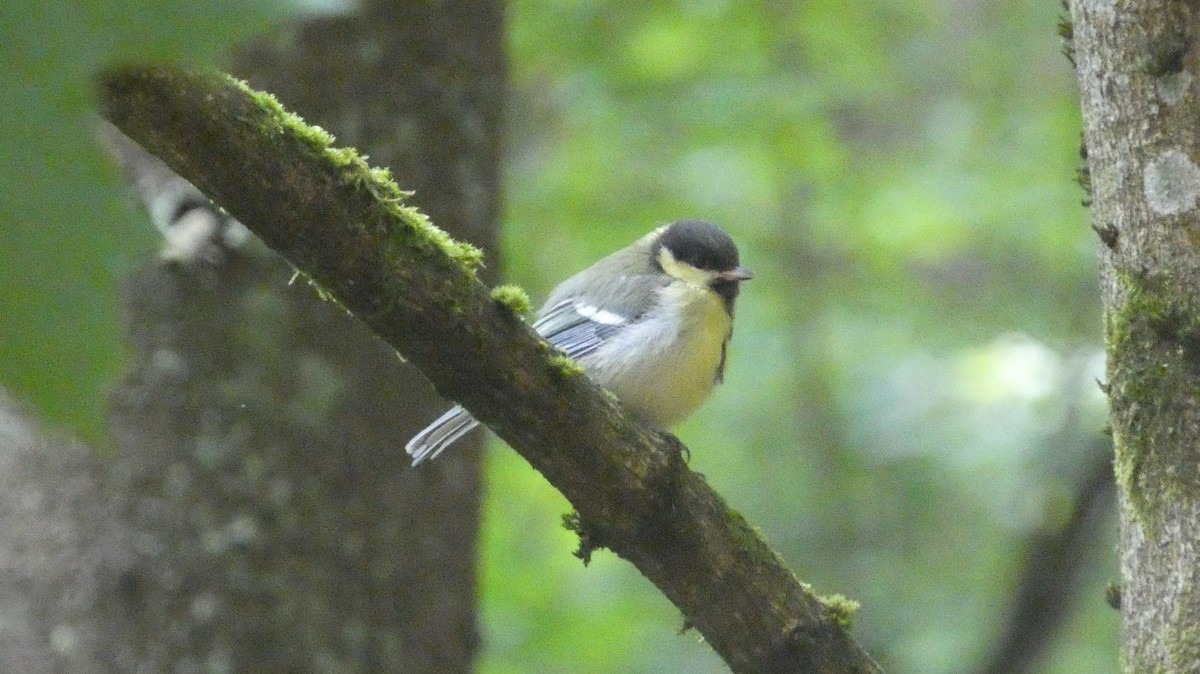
[1,0,1113,672]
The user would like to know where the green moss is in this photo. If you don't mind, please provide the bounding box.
[324,145,360,168]
[1167,588,1200,670]
[231,74,484,277]
[449,240,485,269]
[233,76,337,151]
[490,284,532,315]
[1107,271,1200,536]
[324,146,484,273]
[368,166,414,202]
[302,123,337,149]
[818,593,861,630]
[548,353,585,377]
[322,146,414,210]
[384,201,484,273]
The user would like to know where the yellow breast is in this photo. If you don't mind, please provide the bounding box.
[591,282,731,427]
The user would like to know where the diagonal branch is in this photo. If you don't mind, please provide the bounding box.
[97,65,881,674]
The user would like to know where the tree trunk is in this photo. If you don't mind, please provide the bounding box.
[1069,0,1200,669]
[0,2,504,671]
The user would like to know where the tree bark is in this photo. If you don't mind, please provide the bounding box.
[98,66,882,674]
[0,391,132,672]
[105,253,489,672]
[1069,0,1200,669]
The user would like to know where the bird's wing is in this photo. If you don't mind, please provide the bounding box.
[531,298,631,360]
[532,272,670,360]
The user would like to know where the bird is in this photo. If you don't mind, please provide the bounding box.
[98,122,249,264]
[406,220,752,465]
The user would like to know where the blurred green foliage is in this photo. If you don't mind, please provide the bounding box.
[1,0,1114,672]
[493,1,1111,673]
[0,0,293,442]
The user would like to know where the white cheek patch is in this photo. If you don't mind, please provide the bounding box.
[658,246,712,286]
[574,302,627,325]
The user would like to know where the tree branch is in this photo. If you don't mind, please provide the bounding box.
[975,436,1114,674]
[97,65,881,674]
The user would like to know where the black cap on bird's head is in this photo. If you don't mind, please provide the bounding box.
[656,220,741,272]
[652,220,753,308]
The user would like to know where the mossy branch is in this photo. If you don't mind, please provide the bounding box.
[97,65,881,674]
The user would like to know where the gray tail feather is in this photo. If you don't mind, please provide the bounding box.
[406,406,480,465]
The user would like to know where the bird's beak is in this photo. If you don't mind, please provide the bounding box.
[720,266,754,282]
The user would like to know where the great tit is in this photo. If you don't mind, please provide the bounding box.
[406,220,752,465]
[99,122,250,263]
